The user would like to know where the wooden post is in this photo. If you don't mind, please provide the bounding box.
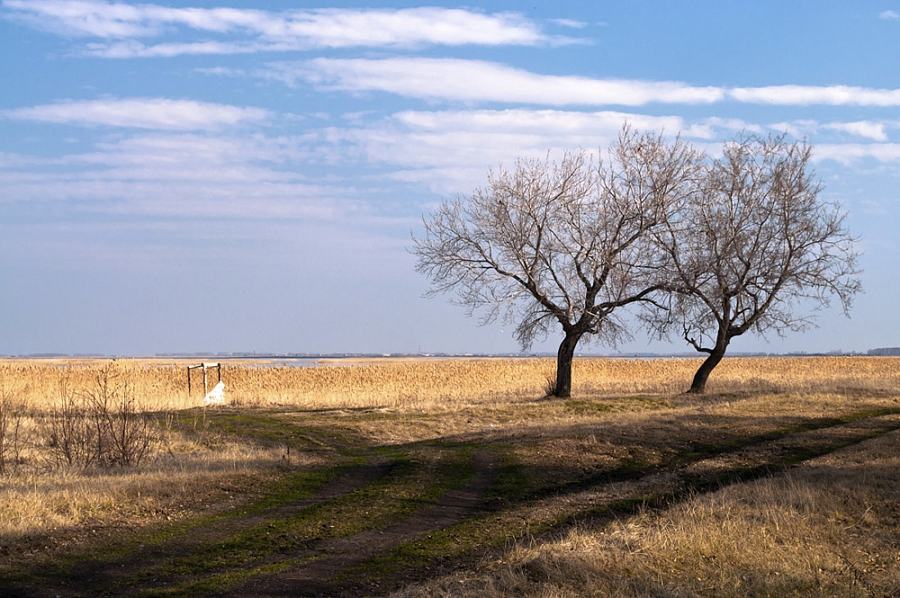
[187,363,222,397]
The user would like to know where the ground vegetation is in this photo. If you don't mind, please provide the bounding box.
[0,357,897,596]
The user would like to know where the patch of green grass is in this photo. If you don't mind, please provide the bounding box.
[346,410,900,591]
[9,382,900,598]
[204,411,366,455]
[0,460,363,597]
[343,518,493,587]
[620,395,672,409]
[135,558,311,597]
[121,444,478,592]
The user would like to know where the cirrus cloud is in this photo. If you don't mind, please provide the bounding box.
[272,58,725,107]
[3,98,270,130]
[2,1,557,56]
[729,84,900,106]
[268,57,900,109]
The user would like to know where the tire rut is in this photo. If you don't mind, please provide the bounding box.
[106,414,900,597]
[524,412,900,547]
[222,450,499,598]
[153,455,394,553]
[2,455,395,598]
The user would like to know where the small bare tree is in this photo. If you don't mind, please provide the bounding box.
[45,364,154,468]
[46,374,94,468]
[414,129,700,397]
[85,363,153,467]
[649,134,861,393]
[0,380,30,474]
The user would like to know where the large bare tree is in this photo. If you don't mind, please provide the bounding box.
[413,129,700,398]
[649,134,861,393]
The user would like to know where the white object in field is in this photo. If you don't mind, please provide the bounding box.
[204,380,225,405]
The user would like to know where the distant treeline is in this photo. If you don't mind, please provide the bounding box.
[868,348,900,356]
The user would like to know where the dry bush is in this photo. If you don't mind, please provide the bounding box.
[43,365,154,469]
[82,365,154,467]
[0,378,30,474]
[44,377,93,469]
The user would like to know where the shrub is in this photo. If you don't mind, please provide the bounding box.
[45,365,155,469]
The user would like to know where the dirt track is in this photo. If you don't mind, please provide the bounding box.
[227,450,498,598]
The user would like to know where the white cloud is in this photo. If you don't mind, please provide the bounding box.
[271,58,900,109]
[317,108,900,193]
[195,66,246,78]
[551,18,588,29]
[86,39,257,58]
[879,10,900,19]
[6,99,900,226]
[701,117,765,135]
[729,85,900,106]
[823,121,888,141]
[2,1,554,55]
[275,58,725,107]
[3,0,164,37]
[814,143,900,164]
[0,132,340,220]
[3,98,270,130]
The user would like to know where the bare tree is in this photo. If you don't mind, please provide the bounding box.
[649,134,861,393]
[413,129,700,398]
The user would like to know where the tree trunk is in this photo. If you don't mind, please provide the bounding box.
[554,332,583,398]
[689,332,730,394]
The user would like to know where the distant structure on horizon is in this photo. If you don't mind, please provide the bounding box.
[867,347,900,356]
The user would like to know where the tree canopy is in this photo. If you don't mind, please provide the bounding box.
[414,129,699,397]
[647,134,861,392]
[414,129,860,396]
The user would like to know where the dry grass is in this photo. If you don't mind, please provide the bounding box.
[2,355,900,594]
[0,424,309,552]
[391,429,900,598]
[3,356,900,413]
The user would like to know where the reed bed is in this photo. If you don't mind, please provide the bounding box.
[2,356,900,414]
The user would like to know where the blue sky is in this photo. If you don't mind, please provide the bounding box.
[1,1,899,356]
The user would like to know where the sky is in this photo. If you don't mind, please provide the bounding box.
[1,1,900,357]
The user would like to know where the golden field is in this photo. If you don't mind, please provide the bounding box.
[3,355,899,412]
